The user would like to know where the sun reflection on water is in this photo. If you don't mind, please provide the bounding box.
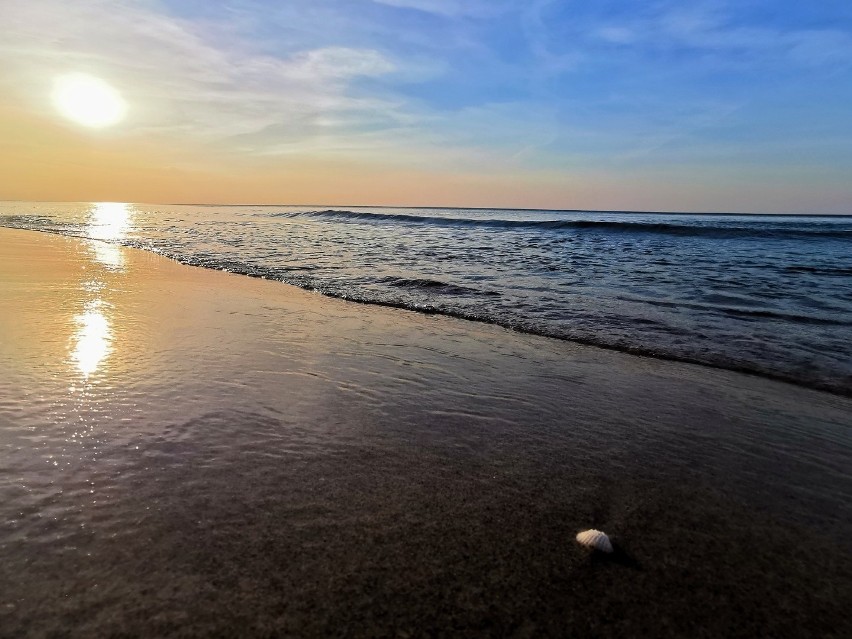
[89,202,131,241]
[72,301,112,378]
[88,202,133,270]
[68,203,132,379]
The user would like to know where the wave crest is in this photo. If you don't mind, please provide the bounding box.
[276,210,852,240]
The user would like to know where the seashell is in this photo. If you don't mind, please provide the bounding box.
[575,529,613,553]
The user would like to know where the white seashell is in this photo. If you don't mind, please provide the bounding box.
[575,529,613,553]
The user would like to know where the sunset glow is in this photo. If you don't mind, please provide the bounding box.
[0,1,850,212]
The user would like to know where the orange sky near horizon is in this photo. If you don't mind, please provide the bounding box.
[2,96,849,214]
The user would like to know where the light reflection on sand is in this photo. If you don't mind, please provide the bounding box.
[72,300,112,378]
[91,241,125,271]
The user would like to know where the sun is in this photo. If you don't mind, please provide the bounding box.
[52,73,127,128]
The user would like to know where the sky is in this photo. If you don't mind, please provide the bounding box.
[1,0,851,213]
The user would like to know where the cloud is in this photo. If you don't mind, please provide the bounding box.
[0,0,577,169]
[590,4,852,70]
[786,30,852,67]
[370,0,505,18]
[595,26,637,45]
[520,0,584,75]
[0,0,400,153]
[290,47,394,79]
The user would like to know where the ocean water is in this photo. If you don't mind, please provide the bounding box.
[2,201,851,395]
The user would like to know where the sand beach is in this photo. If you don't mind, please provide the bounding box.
[1,227,850,637]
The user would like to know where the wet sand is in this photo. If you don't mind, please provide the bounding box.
[1,227,850,637]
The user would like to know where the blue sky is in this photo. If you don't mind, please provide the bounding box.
[2,0,852,211]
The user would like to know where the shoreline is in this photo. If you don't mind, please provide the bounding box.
[1,227,850,637]
[6,225,850,399]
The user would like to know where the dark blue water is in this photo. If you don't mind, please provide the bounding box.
[2,202,851,395]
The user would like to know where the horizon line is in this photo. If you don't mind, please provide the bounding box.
[1,199,850,217]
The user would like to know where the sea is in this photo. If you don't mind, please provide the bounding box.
[2,201,851,395]
[2,201,852,636]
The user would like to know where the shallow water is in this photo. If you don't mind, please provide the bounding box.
[2,202,851,395]
[1,229,850,637]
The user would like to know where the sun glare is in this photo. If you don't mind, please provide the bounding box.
[52,73,127,128]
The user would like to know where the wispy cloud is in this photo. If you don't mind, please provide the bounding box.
[370,0,507,18]
[520,0,584,75]
[591,3,852,70]
[0,0,401,152]
[0,0,575,168]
